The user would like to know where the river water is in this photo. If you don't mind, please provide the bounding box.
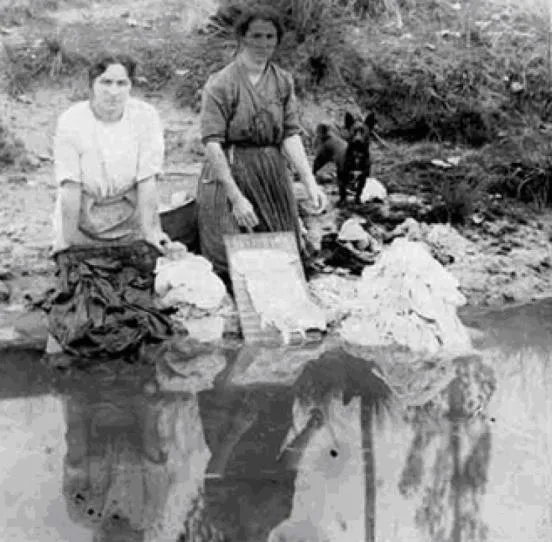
[0,299,551,541]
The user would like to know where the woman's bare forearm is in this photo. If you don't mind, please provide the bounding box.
[205,141,243,204]
[59,182,82,244]
[137,176,161,235]
[282,134,318,192]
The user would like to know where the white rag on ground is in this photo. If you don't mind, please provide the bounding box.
[338,217,369,243]
[232,249,327,343]
[339,237,474,356]
[392,218,478,261]
[360,177,387,203]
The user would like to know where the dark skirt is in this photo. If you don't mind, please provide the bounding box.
[196,146,303,281]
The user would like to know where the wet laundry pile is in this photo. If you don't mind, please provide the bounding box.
[337,237,474,357]
[154,242,235,342]
[38,241,174,361]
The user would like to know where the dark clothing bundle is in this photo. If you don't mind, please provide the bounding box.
[39,241,174,360]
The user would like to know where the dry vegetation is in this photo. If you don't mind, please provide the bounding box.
[0,122,23,164]
[1,0,552,217]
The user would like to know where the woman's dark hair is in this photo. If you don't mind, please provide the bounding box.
[234,5,284,45]
[88,53,137,87]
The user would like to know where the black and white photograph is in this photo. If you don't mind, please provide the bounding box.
[1,0,552,540]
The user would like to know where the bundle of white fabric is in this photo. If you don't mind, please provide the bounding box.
[339,237,473,357]
[154,243,230,342]
[308,274,357,326]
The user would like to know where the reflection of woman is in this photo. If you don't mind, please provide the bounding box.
[197,6,327,286]
[62,388,170,540]
[61,385,215,542]
[43,53,172,358]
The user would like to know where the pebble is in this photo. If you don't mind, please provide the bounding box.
[7,175,27,185]
[0,266,13,280]
[0,281,10,303]
[0,327,22,342]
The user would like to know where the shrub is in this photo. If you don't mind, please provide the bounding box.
[0,121,29,170]
[4,36,88,96]
[347,0,552,144]
[478,130,552,208]
[205,0,363,96]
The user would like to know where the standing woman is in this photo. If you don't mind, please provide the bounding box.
[43,53,173,360]
[197,6,327,287]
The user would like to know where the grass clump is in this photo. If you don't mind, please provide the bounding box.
[204,0,363,97]
[0,0,61,26]
[477,129,552,209]
[4,36,88,96]
[0,120,30,170]
[348,0,552,146]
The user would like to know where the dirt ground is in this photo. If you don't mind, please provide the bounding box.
[1,0,552,316]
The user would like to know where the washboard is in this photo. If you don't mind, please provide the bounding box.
[224,232,325,346]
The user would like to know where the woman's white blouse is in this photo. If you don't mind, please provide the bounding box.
[52,97,165,250]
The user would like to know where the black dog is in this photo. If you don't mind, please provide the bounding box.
[313,111,375,206]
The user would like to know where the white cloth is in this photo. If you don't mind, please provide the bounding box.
[52,98,165,251]
[339,238,474,356]
[154,254,227,311]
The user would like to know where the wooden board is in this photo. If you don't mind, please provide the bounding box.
[224,232,324,346]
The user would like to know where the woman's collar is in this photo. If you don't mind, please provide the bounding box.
[88,99,128,123]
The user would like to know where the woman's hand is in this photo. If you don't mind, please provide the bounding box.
[231,194,260,231]
[145,229,171,254]
[306,182,328,215]
[281,135,328,215]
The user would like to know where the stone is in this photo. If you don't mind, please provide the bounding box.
[13,311,48,341]
[0,266,13,280]
[0,327,22,343]
[45,334,63,354]
[21,155,41,169]
[7,175,27,185]
[0,281,10,303]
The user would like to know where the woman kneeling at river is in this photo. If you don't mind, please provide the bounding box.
[42,53,174,361]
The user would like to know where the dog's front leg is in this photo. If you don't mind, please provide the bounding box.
[313,147,332,176]
[337,171,349,207]
[355,174,368,205]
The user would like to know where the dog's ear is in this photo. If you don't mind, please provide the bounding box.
[315,124,330,143]
[316,123,330,140]
[344,111,355,130]
[364,111,375,130]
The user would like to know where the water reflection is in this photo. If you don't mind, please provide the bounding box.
[61,381,213,541]
[197,346,394,542]
[398,355,496,542]
[2,300,552,541]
